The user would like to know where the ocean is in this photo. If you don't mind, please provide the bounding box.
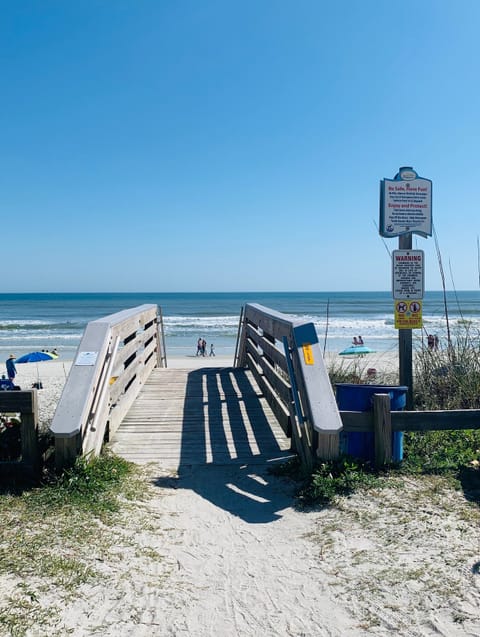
[0,291,479,363]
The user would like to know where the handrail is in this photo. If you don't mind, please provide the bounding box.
[234,303,342,470]
[50,304,165,469]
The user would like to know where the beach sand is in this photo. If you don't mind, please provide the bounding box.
[4,354,480,635]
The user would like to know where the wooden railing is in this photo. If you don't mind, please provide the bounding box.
[341,396,480,467]
[50,304,166,469]
[234,303,343,471]
[0,390,39,478]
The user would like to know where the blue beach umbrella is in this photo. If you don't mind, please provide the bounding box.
[15,351,56,387]
[15,351,56,363]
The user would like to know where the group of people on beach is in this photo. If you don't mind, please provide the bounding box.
[196,338,215,357]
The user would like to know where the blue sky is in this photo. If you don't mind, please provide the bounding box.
[2,1,480,292]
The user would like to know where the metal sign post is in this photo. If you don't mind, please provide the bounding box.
[398,233,414,409]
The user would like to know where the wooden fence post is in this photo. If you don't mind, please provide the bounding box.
[21,413,39,473]
[55,434,82,471]
[373,393,392,467]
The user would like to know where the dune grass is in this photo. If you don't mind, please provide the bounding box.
[0,452,151,636]
[286,336,480,507]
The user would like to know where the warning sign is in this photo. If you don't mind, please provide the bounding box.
[394,300,423,329]
[392,250,424,299]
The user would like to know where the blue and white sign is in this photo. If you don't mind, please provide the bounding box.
[379,167,432,238]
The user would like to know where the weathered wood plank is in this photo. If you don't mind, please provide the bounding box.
[341,408,480,432]
[110,366,292,467]
[373,394,392,466]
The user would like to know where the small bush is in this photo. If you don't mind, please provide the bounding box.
[30,451,140,518]
[297,457,386,506]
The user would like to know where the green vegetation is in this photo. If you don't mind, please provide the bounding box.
[283,338,480,507]
[0,452,150,636]
[298,457,388,506]
[327,358,397,387]
[31,451,141,518]
[414,336,480,410]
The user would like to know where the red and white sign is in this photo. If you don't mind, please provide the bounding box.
[380,168,432,238]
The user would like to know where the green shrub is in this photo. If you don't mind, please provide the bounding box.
[292,457,386,506]
[29,451,141,518]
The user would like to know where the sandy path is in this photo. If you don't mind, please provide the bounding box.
[143,464,360,637]
[52,463,480,637]
[52,462,364,637]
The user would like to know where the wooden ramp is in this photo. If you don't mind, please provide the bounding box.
[110,366,293,467]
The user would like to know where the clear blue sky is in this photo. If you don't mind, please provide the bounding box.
[2,1,479,292]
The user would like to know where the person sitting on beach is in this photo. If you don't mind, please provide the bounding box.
[352,337,360,346]
[0,374,15,391]
[358,335,364,345]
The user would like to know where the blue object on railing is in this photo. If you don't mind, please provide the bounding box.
[335,383,408,462]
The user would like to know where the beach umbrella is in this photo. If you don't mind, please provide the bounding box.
[15,351,56,363]
[339,345,376,356]
[15,351,56,388]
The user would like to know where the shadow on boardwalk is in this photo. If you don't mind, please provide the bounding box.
[152,367,296,523]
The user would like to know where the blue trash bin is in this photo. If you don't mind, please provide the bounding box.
[335,383,408,462]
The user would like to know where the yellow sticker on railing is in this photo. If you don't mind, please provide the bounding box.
[302,343,314,365]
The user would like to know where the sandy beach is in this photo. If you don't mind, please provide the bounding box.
[3,353,480,635]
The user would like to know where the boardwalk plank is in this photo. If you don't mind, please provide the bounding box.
[110,366,293,467]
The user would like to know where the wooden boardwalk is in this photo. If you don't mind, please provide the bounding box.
[110,366,293,467]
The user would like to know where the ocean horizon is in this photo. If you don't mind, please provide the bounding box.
[1,291,479,363]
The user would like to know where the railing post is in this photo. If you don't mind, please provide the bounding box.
[156,308,167,368]
[55,434,82,470]
[373,393,392,467]
[234,306,246,368]
[21,412,39,473]
[283,337,313,473]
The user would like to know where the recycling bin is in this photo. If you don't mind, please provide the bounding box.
[335,383,408,462]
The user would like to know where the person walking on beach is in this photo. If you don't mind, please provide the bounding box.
[196,338,203,356]
[209,343,215,357]
[6,355,17,382]
[201,339,207,357]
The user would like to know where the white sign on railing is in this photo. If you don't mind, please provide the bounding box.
[75,351,99,366]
